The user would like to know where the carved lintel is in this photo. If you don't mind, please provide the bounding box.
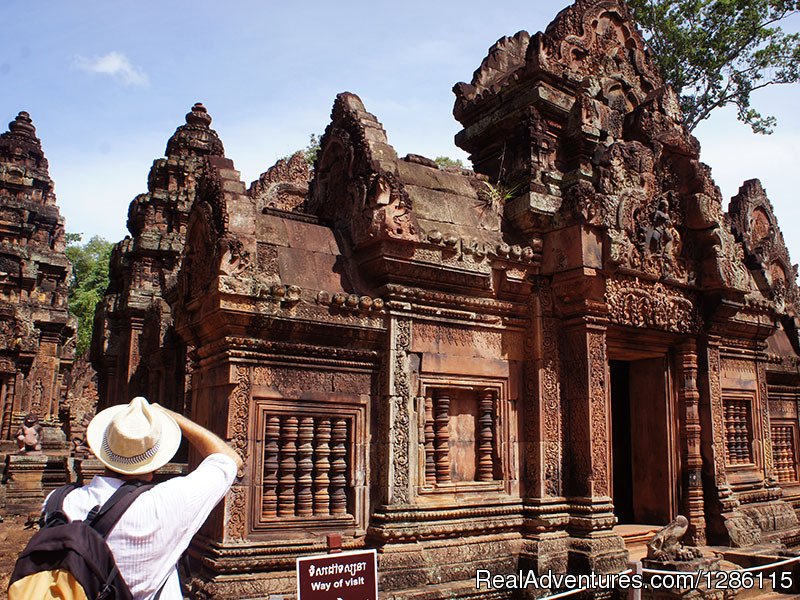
[605,276,701,334]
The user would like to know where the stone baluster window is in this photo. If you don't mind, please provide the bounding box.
[771,424,799,484]
[261,412,352,519]
[723,398,754,466]
[424,387,498,485]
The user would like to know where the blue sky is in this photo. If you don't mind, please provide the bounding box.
[2,1,799,262]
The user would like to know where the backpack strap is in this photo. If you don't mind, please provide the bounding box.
[39,482,80,528]
[90,481,155,539]
[44,482,80,513]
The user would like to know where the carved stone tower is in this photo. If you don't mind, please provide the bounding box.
[0,111,76,439]
[90,103,224,413]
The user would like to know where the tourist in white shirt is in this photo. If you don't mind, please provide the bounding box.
[46,396,242,600]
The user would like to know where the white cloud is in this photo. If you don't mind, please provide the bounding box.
[73,51,149,87]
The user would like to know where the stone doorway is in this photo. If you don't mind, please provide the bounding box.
[610,356,678,526]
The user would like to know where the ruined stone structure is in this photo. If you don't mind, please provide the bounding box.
[77,0,800,597]
[90,103,224,415]
[0,112,76,442]
[62,355,98,454]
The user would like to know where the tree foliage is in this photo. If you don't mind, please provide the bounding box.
[626,0,800,133]
[283,133,321,167]
[65,234,113,356]
[303,133,321,166]
[434,156,465,169]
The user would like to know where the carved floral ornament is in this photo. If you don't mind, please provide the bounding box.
[605,276,701,333]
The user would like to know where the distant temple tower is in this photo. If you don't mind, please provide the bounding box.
[0,111,76,439]
[90,103,224,413]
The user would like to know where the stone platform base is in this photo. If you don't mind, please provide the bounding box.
[188,533,524,599]
[187,531,631,599]
[5,453,49,514]
[568,532,629,574]
[189,576,518,600]
[721,498,800,548]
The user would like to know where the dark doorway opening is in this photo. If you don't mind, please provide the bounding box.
[609,356,675,526]
[610,361,634,523]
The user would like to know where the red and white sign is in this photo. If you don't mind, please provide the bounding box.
[297,549,378,600]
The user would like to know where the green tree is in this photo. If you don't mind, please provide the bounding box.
[303,133,321,166]
[434,156,464,169]
[65,234,113,355]
[626,0,800,133]
[282,133,321,167]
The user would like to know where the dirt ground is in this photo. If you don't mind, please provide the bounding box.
[0,515,35,599]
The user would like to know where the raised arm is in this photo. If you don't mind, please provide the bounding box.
[158,406,243,470]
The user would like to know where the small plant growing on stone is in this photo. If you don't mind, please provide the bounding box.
[480,181,519,214]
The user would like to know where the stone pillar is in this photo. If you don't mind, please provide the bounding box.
[561,321,611,502]
[518,280,570,580]
[675,340,706,545]
[525,279,563,501]
[0,373,15,439]
[698,337,731,505]
[756,360,777,488]
[560,319,626,572]
[5,453,49,514]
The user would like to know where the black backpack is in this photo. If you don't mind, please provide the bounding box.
[9,481,155,600]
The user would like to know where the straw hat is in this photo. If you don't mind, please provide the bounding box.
[86,396,181,476]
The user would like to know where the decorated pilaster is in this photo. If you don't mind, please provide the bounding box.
[386,316,413,505]
[676,340,706,544]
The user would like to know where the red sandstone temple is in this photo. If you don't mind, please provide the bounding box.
[0,112,75,444]
[3,0,800,597]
